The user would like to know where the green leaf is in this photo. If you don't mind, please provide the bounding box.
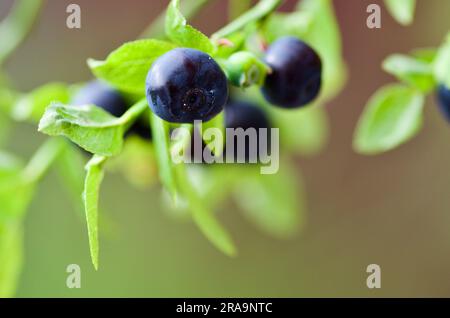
[165,0,215,54]
[354,84,425,155]
[0,221,23,297]
[384,0,416,26]
[175,164,237,256]
[232,163,305,239]
[83,155,107,270]
[141,0,216,39]
[269,105,329,156]
[88,40,176,95]
[382,54,435,92]
[39,103,125,156]
[150,112,178,201]
[38,99,148,156]
[12,82,70,122]
[434,34,450,88]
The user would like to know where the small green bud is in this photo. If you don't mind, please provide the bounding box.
[223,52,271,88]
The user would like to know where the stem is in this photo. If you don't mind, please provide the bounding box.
[0,0,43,65]
[22,137,65,184]
[212,0,283,41]
[140,0,217,39]
[120,98,148,131]
[229,0,252,21]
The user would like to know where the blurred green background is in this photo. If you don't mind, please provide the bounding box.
[2,0,450,297]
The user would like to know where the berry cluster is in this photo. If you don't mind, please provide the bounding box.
[73,37,322,158]
[145,36,322,125]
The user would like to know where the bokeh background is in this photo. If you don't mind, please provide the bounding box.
[1,0,450,297]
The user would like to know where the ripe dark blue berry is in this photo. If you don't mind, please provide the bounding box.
[72,80,151,139]
[261,36,322,108]
[225,100,271,132]
[437,84,450,121]
[225,100,272,162]
[146,48,228,123]
[72,80,128,117]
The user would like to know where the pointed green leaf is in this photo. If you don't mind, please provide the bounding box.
[384,0,416,26]
[88,40,176,95]
[83,155,107,270]
[166,0,214,54]
[39,103,125,156]
[38,99,148,156]
[142,0,216,39]
[382,54,435,92]
[354,84,425,155]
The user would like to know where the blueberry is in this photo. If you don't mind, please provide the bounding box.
[146,48,228,123]
[261,36,322,108]
[72,80,151,139]
[224,100,272,162]
[187,100,271,164]
[72,80,128,117]
[437,84,450,121]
